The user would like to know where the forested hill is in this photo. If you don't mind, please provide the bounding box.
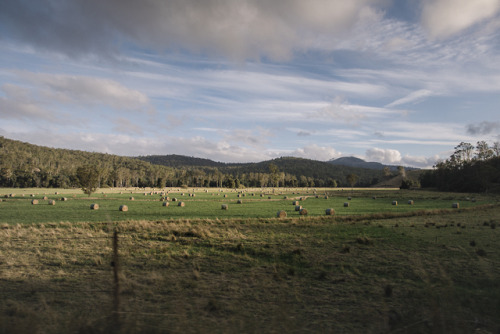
[1,136,392,188]
[137,154,227,168]
[139,155,388,187]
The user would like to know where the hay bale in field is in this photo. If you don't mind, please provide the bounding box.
[324,196,328,199]
[292,201,299,206]
[129,197,135,201]
[315,195,319,198]
[237,194,241,198]
[61,197,68,201]
[392,201,398,206]
[90,204,99,210]
[348,197,352,200]
[344,202,349,207]
[224,194,228,198]
[237,199,243,204]
[452,203,459,209]
[31,199,39,205]
[299,208,308,216]
[178,202,185,207]
[172,198,178,201]
[408,200,414,205]
[48,200,56,205]
[325,208,335,216]
[31,194,35,197]
[268,196,272,199]
[43,196,48,200]
[372,196,376,200]
[55,192,59,195]
[221,204,229,210]
[162,202,169,207]
[295,205,302,211]
[277,210,287,218]
[119,205,128,212]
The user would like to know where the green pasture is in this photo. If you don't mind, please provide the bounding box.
[0,187,495,224]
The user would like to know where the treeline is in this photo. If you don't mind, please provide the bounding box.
[0,136,389,189]
[420,141,500,192]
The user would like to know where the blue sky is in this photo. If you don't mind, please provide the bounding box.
[1,0,499,167]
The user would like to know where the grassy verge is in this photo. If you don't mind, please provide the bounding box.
[1,203,499,333]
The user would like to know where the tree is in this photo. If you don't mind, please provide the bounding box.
[346,173,359,189]
[397,166,406,178]
[76,165,100,196]
[476,141,493,161]
[268,163,280,187]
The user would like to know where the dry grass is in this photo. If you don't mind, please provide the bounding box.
[0,203,499,333]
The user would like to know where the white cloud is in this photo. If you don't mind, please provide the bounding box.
[421,0,500,39]
[365,147,402,164]
[290,144,341,161]
[385,89,435,108]
[19,72,152,112]
[0,0,385,61]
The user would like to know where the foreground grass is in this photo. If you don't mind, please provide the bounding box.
[1,203,499,333]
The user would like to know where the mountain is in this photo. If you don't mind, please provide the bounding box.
[329,157,419,171]
[0,136,396,188]
[137,154,227,168]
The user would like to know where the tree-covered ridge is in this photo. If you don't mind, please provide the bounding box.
[420,141,500,193]
[0,136,390,189]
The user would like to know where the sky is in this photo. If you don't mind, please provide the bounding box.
[1,0,500,168]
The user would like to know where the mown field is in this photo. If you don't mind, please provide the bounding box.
[0,187,494,223]
[0,188,499,333]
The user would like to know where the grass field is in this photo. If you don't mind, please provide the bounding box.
[1,188,499,333]
[0,187,495,223]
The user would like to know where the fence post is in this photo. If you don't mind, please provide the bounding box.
[112,230,120,331]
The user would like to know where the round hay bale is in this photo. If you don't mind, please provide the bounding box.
[178,202,185,207]
[392,201,398,206]
[372,196,376,200]
[408,200,414,205]
[172,198,178,201]
[315,195,319,198]
[325,208,335,216]
[292,201,299,206]
[9,194,15,197]
[162,202,169,207]
[452,203,459,209]
[61,197,68,201]
[119,205,128,212]
[348,197,352,200]
[31,199,39,205]
[224,194,228,198]
[237,199,243,204]
[0,199,3,202]
[48,200,56,205]
[90,204,99,210]
[344,202,349,207]
[277,210,287,218]
[55,192,59,195]
[221,204,229,210]
[324,196,329,199]
[260,194,264,197]
[129,197,135,201]
[284,196,288,199]
[295,205,302,211]
[299,208,308,216]
[43,196,48,200]
[237,194,241,198]
[268,196,272,199]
